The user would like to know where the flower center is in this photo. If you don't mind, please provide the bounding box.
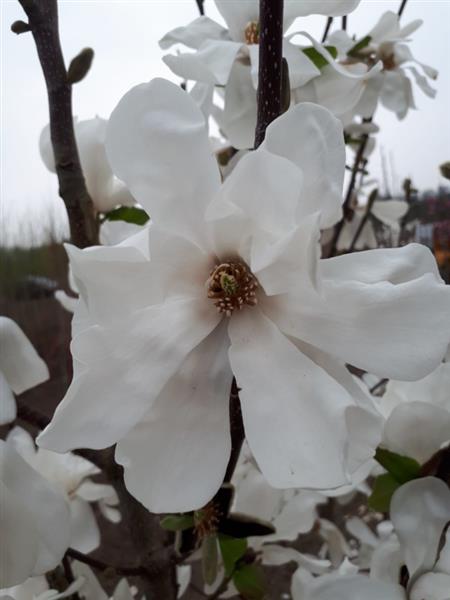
[381,53,396,71]
[194,502,221,539]
[244,20,260,45]
[207,260,259,317]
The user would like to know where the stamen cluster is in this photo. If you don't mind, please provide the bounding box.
[244,21,260,45]
[207,261,258,317]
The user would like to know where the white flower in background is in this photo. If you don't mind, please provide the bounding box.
[6,427,119,554]
[40,118,135,213]
[291,478,450,600]
[231,445,329,571]
[70,561,190,600]
[377,361,450,467]
[0,440,70,588]
[38,79,450,514]
[0,576,84,600]
[333,11,438,120]
[160,0,362,148]
[0,316,49,425]
[337,198,409,251]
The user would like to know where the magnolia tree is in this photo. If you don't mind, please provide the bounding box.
[3,0,450,599]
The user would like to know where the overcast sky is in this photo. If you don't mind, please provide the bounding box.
[1,0,450,246]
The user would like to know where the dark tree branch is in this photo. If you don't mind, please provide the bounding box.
[254,0,284,148]
[321,17,333,43]
[65,548,145,577]
[398,0,408,17]
[16,0,97,248]
[327,130,371,257]
[342,15,347,31]
[195,0,205,16]
[224,379,245,483]
[221,0,285,489]
[348,187,378,252]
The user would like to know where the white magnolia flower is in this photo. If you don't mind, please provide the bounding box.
[377,361,450,467]
[0,576,84,600]
[160,0,362,148]
[6,427,119,554]
[232,445,329,571]
[338,198,409,251]
[0,316,49,425]
[38,79,450,514]
[40,118,135,213]
[0,441,70,588]
[336,11,438,120]
[291,478,450,600]
[71,562,135,600]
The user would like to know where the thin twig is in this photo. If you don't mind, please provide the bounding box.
[342,15,347,31]
[398,0,408,17]
[65,548,145,576]
[321,17,333,43]
[195,0,204,15]
[16,0,97,247]
[327,130,371,257]
[348,188,378,252]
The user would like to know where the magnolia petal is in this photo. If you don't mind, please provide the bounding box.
[372,199,409,228]
[262,103,345,228]
[163,39,243,86]
[383,402,450,463]
[0,317,48,395]
[380,70,415,119]
[159,16,230,50]
[38,297,221,452]
[54,290,78,314]
[0,442,70,583]
[248,41,320,90]
[293,573,405,600]
[272,245,450,381]
[369,11,402,44]
[116,323,232,512]
[66,227,211,323]
[214,0,259,43]
[408,65,437,98]
[220,59,257,150]
[71,562,108,600]
[105,78,221,248]
[228,309,352,490]
[0,371,16,425]
[0,480,38,587]
[69,499,100,554]
[252,212,321,296]
[370,536,403,584]
[391,478,450,579]
[410,573,450,600]
[284,1,361,19]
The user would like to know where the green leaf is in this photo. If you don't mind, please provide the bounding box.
[202,535,219,586]
[302,45,338,70]
[218,534,247,576]
[348,35,372,57]
[233,564,265,600]
[368,473,400,513]
[375,447,421,484]
[104,206,150,226]
[160,514,194,531]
